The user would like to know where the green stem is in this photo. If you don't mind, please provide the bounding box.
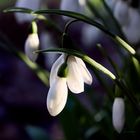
[4,8,137,57]
[86,0,108,28]
[35,14,62,34]
[115,36,136,55]
[64,19,79,33]
[34,9,137,55]
[35,48,116,80]
[31,21,38,34]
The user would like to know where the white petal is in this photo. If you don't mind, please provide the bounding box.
[47,77,68,116]
[25,33,39,62]
[112,97,125,133]
[67,56,84,93]
[15,0,41,23]
[49,54,65,86]
[75,57,93,85]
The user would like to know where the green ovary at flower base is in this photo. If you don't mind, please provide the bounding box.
[47,54,93,116]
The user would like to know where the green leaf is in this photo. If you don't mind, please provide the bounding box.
[3,7,33,13]
[34,9,136,56]
[87,0,124,37]
[4,7,111,36]
[3,8,136,57]
[35,48,116,80]
[34,9,112,35]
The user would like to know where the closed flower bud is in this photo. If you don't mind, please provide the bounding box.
[47,54,93,116]
[25,33,39,62]
[47,77,68,116]
[112,97,125,133]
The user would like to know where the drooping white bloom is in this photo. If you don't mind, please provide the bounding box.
[122,8,140,44]
[67,56,92,93]
[15,0,41,23]
[47,77,68,116]
[25,33,39,62]
[47,54,92,116]
[60,0,86,20]
[114,0,130,26]
[112,97,125,133]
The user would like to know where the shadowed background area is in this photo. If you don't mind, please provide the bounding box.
[0,0,140,140]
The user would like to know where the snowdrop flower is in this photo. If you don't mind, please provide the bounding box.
[60,0,86,20]
[122,8,140,44]
[25,33,39,62]
[15,0,42,23]
[47,54,92,116]
[112,97,125,133]
[114,0,130,26]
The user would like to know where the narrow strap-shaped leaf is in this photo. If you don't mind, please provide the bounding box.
[35,48,116,80]
[4,7,33,13]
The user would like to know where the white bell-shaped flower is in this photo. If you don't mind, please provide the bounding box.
[122,8,140,44]
[25,33,39,62]
[67,56,85,93]
[47,54,92,116]
[50,55,92,93]
[60,0,86,20]
[112,97,125,133]
[67,56,92,93]
[15,0,41,23]
[114,0,130,26]
[49,55,65,86]
[47,77,68,116]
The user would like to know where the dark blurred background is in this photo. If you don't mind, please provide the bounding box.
[0,0,140,140]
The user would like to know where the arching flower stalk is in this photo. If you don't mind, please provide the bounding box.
[47,54,92,116]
